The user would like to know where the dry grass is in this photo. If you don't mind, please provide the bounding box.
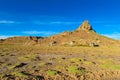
[1,43,120,79]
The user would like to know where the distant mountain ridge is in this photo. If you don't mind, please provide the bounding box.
[1,20,119,47]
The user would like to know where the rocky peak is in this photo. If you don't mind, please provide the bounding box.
[77,20,93,31]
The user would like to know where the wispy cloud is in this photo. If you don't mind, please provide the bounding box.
[0,35,15,39]
[23,31,58,36]
[103,32,120,40]
[33,21,81,25]
[0,20,21,24]
[0,20,16,24]
[103,24,120,27]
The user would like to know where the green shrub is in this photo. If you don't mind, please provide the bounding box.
[67,66,87,74]
[47,70,59,76]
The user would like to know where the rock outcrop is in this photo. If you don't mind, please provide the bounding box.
[77,20,93,31]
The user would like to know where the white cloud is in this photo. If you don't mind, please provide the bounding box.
[0,35,13,39]
[0,20,16,24]
[0,20,21,24]
[33,21,81,25]
[0,35,21,39]
[50,21,81,25]
[103,32,120,40]
[23,31,58,36]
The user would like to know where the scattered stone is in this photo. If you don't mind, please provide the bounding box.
[20,71,32,76]
[62,57,66,60]
[69,41,75,46]
[45,62,52,66]
[89,43,99,47]
[14,63,27,68]
[49,41,57,46]
[78,67,86,71]
[35,75,45,80]
[10,54,16,56]
[3,74,15,80]
[35,56,42,61]
[50,57,56,60]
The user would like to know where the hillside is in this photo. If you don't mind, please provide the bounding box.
[1,20,119,47]
[1,20,120,80]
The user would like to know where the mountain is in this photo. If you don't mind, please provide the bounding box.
[1,20,119,47]
[38,20,119,46]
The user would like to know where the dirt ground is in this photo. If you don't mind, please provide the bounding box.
[0,44,120,80]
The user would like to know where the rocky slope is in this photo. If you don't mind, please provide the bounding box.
[38,20,119,47]
[0,20,120,80]
[1,20,119,47]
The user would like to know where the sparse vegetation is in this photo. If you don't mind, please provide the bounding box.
[99,59,120,70]
[11,71,27,78]
[0,21,120,79]
[18,54,37,61]
[39,62,46,66]
[67,66,87,74]
[47,70,59,76]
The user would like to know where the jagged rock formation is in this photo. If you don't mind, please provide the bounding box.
[77,20,93,31]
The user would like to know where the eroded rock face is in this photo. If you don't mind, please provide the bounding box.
[77,20,93,31]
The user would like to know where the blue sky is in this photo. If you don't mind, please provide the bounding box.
[0,0,120,39]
